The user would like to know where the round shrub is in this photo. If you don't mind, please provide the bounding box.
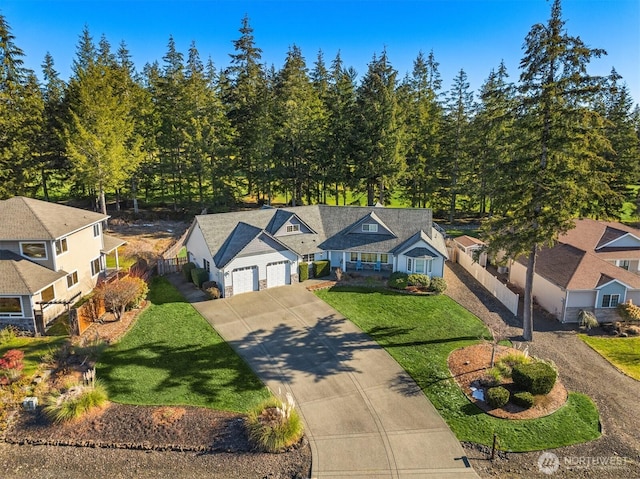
[428,277,447,294]
[408,274,430,288]
[388,272,409,290]
[512,361,557,395]
[205,286,221,299]
[182,262,196,282]
[512,391,535,409]
[486,386,510,408]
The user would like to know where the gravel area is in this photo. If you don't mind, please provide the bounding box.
[445,262,640,478]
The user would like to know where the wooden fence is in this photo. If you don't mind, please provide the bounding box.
[457,251,520,317]
[157,256,189,275]
[70,297,106,336]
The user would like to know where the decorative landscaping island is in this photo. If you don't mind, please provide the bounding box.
[448,343,568,419]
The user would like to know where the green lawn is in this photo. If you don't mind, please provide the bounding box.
[105,252,138,270]
[0,336,66,377]
[316,287,601,452]
[579,334,640,381]
[97,277,270,412]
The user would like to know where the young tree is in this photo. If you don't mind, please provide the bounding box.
[482,0,610,341]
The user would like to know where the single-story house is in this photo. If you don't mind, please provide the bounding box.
[0,197,125,333]
[508,218,640,323]
[185,205,448,297]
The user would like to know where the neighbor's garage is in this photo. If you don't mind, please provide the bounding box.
[232,266,258,295]
[267,261,290,288]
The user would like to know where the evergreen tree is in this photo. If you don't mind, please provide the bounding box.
[441,69,474,222]
[401,50,443,208]
[224,15,270,199]
[482,0,610,341]
[0,14,43,198]
[38,53,69,200]
[272,45,325,205]
[353,50,404,205]
[473,61,516,216]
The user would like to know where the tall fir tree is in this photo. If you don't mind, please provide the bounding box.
[482,0,610,341]
[353,50,405,205]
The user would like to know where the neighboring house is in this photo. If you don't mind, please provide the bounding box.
[452,235,487,266]
[508,218,640,323]
[185,205,448,297]
[0,197,125,333]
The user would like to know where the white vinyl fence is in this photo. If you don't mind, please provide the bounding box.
[456,251,519,316]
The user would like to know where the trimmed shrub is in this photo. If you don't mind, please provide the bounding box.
[299,262,309,282]
[388,272,409,290]
[408,274,430,288]
[245,393,304,452]
[182,262,196,282]
[428,277,447,294]
[512,361,557,395]
[486,386,510,408]
[512,391,535,409]
[313,260,331,278]
[191,267,209,288]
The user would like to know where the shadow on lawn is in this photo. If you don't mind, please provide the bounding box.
[97,339,266,407]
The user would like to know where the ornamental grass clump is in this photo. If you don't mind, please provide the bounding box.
[245,392,303,452]
[43,378,108,424]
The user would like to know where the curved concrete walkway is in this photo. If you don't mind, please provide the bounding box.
[178,278,478,478]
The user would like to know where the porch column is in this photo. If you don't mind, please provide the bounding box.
[343,251,347,272]
[115,248,120,270]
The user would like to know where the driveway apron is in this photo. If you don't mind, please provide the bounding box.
[190,282,479,479]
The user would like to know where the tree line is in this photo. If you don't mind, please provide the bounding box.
[0,4,638,223]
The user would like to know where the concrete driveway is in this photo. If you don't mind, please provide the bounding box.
[191,283,478,479]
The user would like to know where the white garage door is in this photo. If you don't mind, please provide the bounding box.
[267,261,289,288]
[232,266,258,295]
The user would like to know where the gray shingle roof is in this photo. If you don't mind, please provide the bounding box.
[0,197,108,241]
[0,250,67,295]
[192,205,447,265]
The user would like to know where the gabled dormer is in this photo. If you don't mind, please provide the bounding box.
[267,209,316,237]
[596,226,640,250]
[347,212,396,237]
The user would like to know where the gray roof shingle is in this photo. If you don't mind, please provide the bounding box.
[0,250,67,295]
[192,205,447,266]
[0,197,108,241]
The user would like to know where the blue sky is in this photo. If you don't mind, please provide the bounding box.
[3,0,639,104]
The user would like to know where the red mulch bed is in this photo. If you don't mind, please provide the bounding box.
[448,343,568,419]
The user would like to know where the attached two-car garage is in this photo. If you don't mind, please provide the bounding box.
[231,261,291,296]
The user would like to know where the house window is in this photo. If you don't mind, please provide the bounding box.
[20,242,47,260]
[350,252,358,262]
[362,224,378,233]
[360,252,377,263]
[204,259,210,272]
[617,260,630,271]
[0,297,22,317]
[302,254,314,262]
[91,257,102,276]
[408,258,432,274]
[55,238,68,255]
[93,224,100,237]
[286,224,300,233]
[601,294,620,308]
[41,285,55,303]
[380,254,389,264]
[67,271,79,288]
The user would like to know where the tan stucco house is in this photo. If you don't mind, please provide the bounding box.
[509,218,640,323]
[0,197,125,333]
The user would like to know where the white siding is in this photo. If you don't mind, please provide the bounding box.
[225,250,297,283]
[395,239,445,277]
[55,225,104,294]
[566,290,596,308]
[185,224,215,282]
[509,260,565,320]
